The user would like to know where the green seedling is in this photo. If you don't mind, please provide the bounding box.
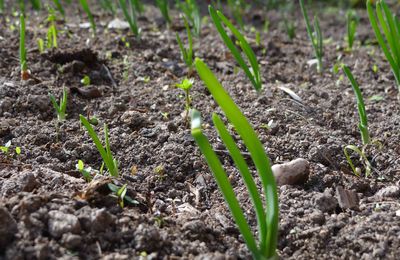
[80,115,119,177]
[177,0,201,36]
[346,10,359,50]
[227,0,244,29]
[299,0,323,73]
[52,0,65,17]
[49,87,67,122]
[209,5,262,91]
[0,141,21,159]
[107,183,139,208]
[29,0,41,10]
[37,38,45,53]
[176,78,194,123]
[367,0,400,90]
[100,0,116,15]
[156,0,171,25]
[131,0,144,14]
[342,65,370,145]
[283,17,296,41]
[79,0,96,34]
[46,8,58,49]
[20,14,30,81]
[81,75,91,86]
[76,159,94,182]
[119,0,140,37]
[342,65,373,177]
[176,15,194,74]
[0,0,4,13]
[191,58,278,259]
[49,88,67,142]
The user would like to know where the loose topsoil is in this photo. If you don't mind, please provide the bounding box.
[1,1,400,259]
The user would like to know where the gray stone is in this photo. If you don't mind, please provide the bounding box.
[272,158,310,186]
[48,210,81,238]
[0,206,18,250]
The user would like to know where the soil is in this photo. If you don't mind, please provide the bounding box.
[1,1,400,259]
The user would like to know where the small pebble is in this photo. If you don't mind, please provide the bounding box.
[272,158,310,186]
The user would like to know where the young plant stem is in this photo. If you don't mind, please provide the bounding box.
[342,65,370,145]
[19,14,29,81]
[299,0,323,73]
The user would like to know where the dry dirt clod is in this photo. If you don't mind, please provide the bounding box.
[313,190,338,213]
[375,185,400,199]
[0,206,18,250]
[272,158,310,186]
[48,210,81,238]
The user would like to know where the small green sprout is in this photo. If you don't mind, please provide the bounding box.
[346,10,359,51]
[227,0,244,29]
[299,0,324,73]
[81,75,91,86]
[100,0,116,15]
[0,0,4,14]
[367,0,400,90]
[46,8,58,49]
[176,78,194,123]
[177,0,201,36]
[37,38,45,53]
[80,115,119,177]
[49,88,67,142]
[20,14,30,81]
[52,0,65,17]
[131,0,144,14]
[209,5,262,91]
[49,87,68,122]
[156,0,171,25]
[107,183,139,208]
[119,0,140,38]
[176,15,194,74]
[342,65,374,177]
[192,58,279,260]
[79,0,96,34]
[283,17,296,41]
[76,159,93,182]
[0,141,21,158]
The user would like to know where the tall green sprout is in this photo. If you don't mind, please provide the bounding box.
[119,0,140,37]
[80,115,119,177]
[299,0,323,73]
[367,0,400,90]
[176,15,194,74]
[346,10,359,51]
[52,0,65,17]
[191,58,278,259]
[342,65,370,145]
[156,0,171,25]
[20,14,29,81]
[209,5,262,91]
[177,0,201,36]
[342,65,373,177]
[79,0,96,34]
[0,0,4,13]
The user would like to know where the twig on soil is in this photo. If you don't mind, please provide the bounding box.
[101,64,117,89]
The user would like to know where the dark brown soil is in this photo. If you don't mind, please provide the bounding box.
[1,1,400,259]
